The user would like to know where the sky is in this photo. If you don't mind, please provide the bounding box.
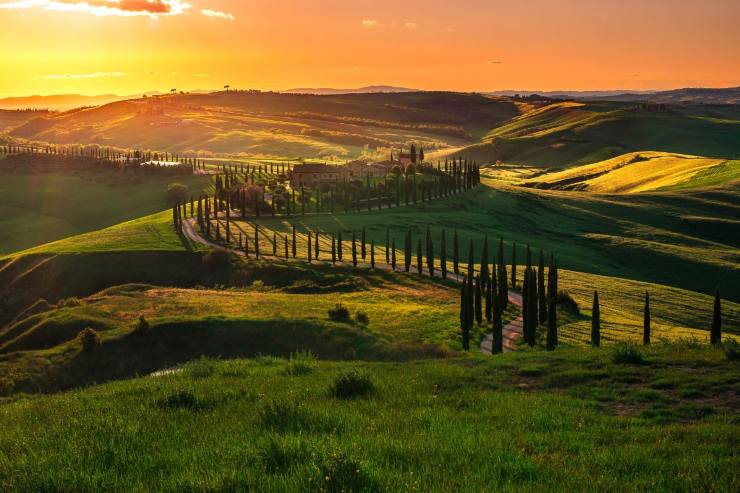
[0,0,739,97]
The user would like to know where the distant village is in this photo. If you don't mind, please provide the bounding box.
[290,146,425,188]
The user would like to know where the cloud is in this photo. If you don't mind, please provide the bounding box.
[488,60,503,65]
[404,22,418,29]
[44,71,128,79]
[0,0,191,17]
[361,19,380,28]
[201,8,233,20]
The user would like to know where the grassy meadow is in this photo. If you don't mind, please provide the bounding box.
[1,344,738,492]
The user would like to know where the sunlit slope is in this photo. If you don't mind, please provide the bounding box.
[452,101,740,167]
[8,92,523,159]
[525,152,737,193]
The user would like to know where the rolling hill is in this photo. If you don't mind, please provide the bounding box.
[524,152,739,193]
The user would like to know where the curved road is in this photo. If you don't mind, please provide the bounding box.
[181,217,523,353]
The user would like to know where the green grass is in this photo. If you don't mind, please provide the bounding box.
[0,344,737,492]
[658,159,740,191]
[0,169,210,254]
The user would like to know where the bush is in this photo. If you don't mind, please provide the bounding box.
[133,315,150,335]
[310,450,378,492]
[186,356,217,378]
[328,304,351,323]
[157,390,210,411]
[556,290,580,314]
[166,183,189,205]
[329,370,375,399]
[285,350,316,376]
[612,343,645,365]
[723,340,740,361]
[355,311,370,326]
[203,248,231,269]
[77,327,100,352]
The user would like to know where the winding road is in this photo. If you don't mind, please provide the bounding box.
[181,217,524,353]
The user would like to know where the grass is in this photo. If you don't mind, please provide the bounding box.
[0,344,737,491]
[524,151,733,193]
[0,168,209,254]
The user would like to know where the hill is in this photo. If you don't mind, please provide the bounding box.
[451,101,740,167]
[281,85,417,95]
[0,93,135,111]
[6,91,524,160]
[524,152,739,193]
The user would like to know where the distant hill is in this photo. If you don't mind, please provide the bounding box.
[281,85,417,95]
[0,94,133,111]
[487,86,740,104]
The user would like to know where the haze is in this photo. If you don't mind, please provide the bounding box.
[1,0,739,97]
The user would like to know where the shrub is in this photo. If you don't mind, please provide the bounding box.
[329,370,375,399]
[310,450,378,492]
[133,315,150,335]
[723,340,740,361]
[77,327,100,352]
[166,182,189,205]
[328,304,351,323]
[355,311,370,326]
[612,343,645,365]
[556,290,580,314]
[203,248,231,269]
[187,356,217,378]
[285,350,316,376]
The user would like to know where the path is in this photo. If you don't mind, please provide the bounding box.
[181,217,524,353]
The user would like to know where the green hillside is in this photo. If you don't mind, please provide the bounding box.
[452,101,740,168]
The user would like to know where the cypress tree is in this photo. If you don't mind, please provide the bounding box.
[538,250,547,324]
[522,267,530,344]
[453,229,460,275]
[546,291,557,351]
[352,232,358,267]
[498,238,508,310]
[474,276,483,325]
[361,227,367,260]
[492,294,503,354]
[467,240,475,282]
[426,226,435,277]
[643,291,651,345]
[307,232,312,263]
[440,229,447,279]
[385,228,390,264]
[273,232,277,256]
[528,268,538,346]
[417,238,423,275]
[591,291,601,347]
[292,226,297,258]
[480,235,489,282]
[338,232,343,261]
[511,242,517,289]
[391,238,397,270]
[254,225,260,258]
[370,240,375,269]
[314,231,320,260]
[331,234,337,264]
[710,287,722,345]
[460,279,470,350]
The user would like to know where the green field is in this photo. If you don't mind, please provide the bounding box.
[1,344,738,492]
[0,168,209,254]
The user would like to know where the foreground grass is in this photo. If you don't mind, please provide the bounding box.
[0,345,737,492]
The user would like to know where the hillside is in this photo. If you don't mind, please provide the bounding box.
[451,101,740,167]
[524,152,739,193]
[6,91,525,160]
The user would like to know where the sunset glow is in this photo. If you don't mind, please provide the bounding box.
[1,0,739,96]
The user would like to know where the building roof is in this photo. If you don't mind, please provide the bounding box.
[292,163,339,174]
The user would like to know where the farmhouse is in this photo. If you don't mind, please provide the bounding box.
[345,160,388,179]
[290,163,346,188]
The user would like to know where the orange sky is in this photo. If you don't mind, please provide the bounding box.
[1,0,739,97]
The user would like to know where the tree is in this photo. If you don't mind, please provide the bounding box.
[467,240,474,281]
[485,275,492,323]
[314,231,320,259]
[643,291,651,345]
[385,228,390,264]
[352,232,358,267]
[370,240,376,269]
[591,291,601,347]
[418,146,425,164]
[338,232,343,261]
[166,183,189,205]
[527,268,538,346]
[391,238,397,270]
[522,267,530,344]
[410,143,417,164]
[538,250,547,324]
[440,229,447,279]
[498,238,507,310]
[511,242,517,288]
[361,227,367,260]
[492,294,503,354]
[307,232,312,263]
[474,276,483,325]
[426,226,435,277]
[711,287,722,345]
[417,238,423,275]
[331,234,337,264]
[453,229,460,275]
[292,226,297,258]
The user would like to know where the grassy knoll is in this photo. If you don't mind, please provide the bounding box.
[218,181,739,301]
[1,344,738,491]
[0,168,210,254]
[453,101,740,167]
[523,151,735,193]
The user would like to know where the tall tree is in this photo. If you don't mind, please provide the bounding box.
[331,234,337,264]
[391,238,397,271]
[527,268,538,346]
[417,238,423,275]
[591,291,601,347]
[352,232,358,267]
[498,238,508,310]
[538,250,547,324]
[511,242,517,289]
[480,235,489,282]
[314,231,320,259]
[485,275,492,323]
[338,232,343,261]
[711,287,722,345]
[440,229,447,279]
[385,228,390,264]
[467,240,475,281]
[643,291,651,345]
[474,276,483,325]
[371,240,376,269]
[361,227,367,260]
[522,267,530,344]
[307,232,312,263]
[426,226,435,277]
